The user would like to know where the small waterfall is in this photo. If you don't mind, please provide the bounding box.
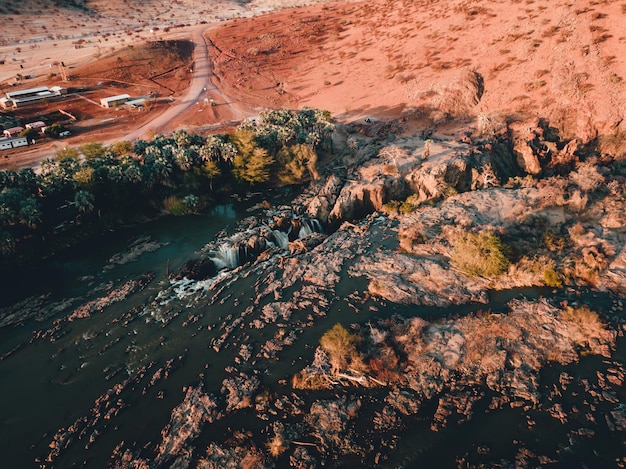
[272,230,290,250]
[298,222,314,239]
[209,244,239,269]
[298,218,323,239]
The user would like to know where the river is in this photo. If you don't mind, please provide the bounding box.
[0,200,624,468]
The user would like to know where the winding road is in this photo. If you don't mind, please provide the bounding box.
[116,24,247,143]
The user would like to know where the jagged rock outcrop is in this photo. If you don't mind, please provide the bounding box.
[431,69,484,121]
[305,173,345,225]
[328,175,409,226]
[312,130,522,227]
[154,382,219,466]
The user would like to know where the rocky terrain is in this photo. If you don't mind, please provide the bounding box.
[1,0,626,467]
[0,112,622,468]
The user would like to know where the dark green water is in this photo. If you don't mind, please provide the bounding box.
[0,204,246,468]
[0,204,624,468]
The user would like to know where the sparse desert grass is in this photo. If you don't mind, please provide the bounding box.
[451,231,512,278]
[560,305,606,348]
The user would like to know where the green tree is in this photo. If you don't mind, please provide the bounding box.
[277,143,319,184]
[74,190,94,214]
[19,127,39,141]
[203,159,221,191]
[109,140,133,157]
[56,147,79,160]
[234,147,274,185]
[0,228,15,256]
[232,129,257,158]
[79,142,106,159]
[44,123,64,138]
[73,166,95,188]
[18,198,42,228]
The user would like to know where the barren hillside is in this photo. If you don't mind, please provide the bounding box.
[210,0,626,143]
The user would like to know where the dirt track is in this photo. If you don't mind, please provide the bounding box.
[115,25,251,144]
[1,23,250,171]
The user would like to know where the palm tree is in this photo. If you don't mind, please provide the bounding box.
[0,228,15,256]
[74,190,95,215]
[18,198,42,229]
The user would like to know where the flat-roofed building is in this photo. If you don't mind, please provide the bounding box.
[2,86,65,109]
[100,94,131,108]
[6,86,50,99]
[0,136,28,150]
[26,121,46,131]
[3,126,24,138]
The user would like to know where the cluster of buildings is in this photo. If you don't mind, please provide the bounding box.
[0,86,68,110]
[0,85,151,152]
[0,121,47,150]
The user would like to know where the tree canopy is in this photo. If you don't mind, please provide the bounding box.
[0,108,335,263]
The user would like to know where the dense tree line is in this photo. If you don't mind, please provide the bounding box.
[0,108,334,262]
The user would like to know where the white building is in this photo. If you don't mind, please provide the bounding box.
[100,94,131,108]
[26,121,46,131]
[2,86,65,109]
[6,86,50,99]
[0,136,28,150]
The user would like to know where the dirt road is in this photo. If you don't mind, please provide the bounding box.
[115,24,249,143]
[1,24,249,171]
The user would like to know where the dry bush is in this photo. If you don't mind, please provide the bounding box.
[512,256,563,287]
[597,131,626,160]
[565,245,610,284]
[570,161,605,192]
[266,433,288,458]
[451,231,512,278]
[567,190,589,213]
[560,305,607,349]
[456,315,511,373]
[320,323,362,375]
[398,223,426,252]
[537,177,568,207]
[291,372,328,390]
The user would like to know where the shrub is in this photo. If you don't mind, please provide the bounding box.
[320,323,362,375]
[451,231,511,277]
[543,264,563,288]
[543,230,567,252]
[570,161,604,193]
[381,200,401,215]
[163,195,188,216]
[560,305,606,349]
[398,224,426,252]
[266,433,288,458]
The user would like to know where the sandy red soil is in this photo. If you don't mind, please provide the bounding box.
[1,0,625,170]
[209,0,626,141]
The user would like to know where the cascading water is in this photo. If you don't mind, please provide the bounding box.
[271,230,290,250]
[298,218,323,239]
[209,244,240,269]
[205,216,323,273]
